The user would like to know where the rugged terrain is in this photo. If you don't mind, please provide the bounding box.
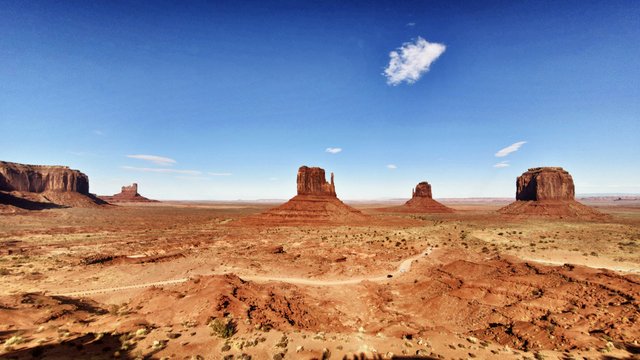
[0,199,639,359]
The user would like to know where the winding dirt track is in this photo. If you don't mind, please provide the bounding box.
[54,248,433,297]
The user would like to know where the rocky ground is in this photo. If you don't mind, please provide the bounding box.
[0,200,639,359]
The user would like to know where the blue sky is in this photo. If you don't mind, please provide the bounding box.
[1,1,639,200]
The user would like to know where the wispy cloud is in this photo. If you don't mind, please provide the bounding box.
[122,166,201,175]
[495,141,527,158]
[208,172,232,176]
[493,161,510,168]
[387,164,397,169]
[93,130,105,136]
[384,37,446,85]
[325,147,342,154]
[406,22,416,27]
[126,154,176,166]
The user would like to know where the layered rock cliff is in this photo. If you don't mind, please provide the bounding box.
[0,161,104,210]
[0,161,89,194]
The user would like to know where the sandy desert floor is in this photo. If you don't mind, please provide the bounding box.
[0,200,639,359]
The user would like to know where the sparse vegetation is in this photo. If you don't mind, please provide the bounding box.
[209,318,237,338]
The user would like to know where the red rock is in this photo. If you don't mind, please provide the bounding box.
[99,183,156,203]
[0,161,89,193]
[380,181,453,213]
[296,166,336,196]
[412,182,433,198]
[250,166,367,224]
[515,167,574,201]
[0,161,105,209]
[499,167,602,218]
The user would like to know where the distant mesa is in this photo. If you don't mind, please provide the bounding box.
[250,166,367,224]
[99,183,157,203]
[379,181,454,213]
[499,167,603,218]
[0,160,106,211]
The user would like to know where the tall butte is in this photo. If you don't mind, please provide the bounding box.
[0,160,106,210]
[499,167,602,218]
[257,166,366,223]
[381,181,453,213]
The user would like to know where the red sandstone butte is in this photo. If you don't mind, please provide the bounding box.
[381,181,453,213]
[252,166,366,223]
[0,160,105,209]
[499,167,602,218]
[99,183,156,203]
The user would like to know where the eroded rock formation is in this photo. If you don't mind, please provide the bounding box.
[297,166,336,196]
[381,181,453,213]
[412,182,432,198]
[0,161,104,210]
[0,161,89,194]
[516,167,575,201]
[99,183,156,203]
[499,167,602,218]
[250,165,367,224]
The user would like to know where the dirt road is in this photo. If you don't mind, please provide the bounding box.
[54,247,433,297]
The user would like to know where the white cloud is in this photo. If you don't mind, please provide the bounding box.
[406,22,416,27]
[122,166,201,175]
[325,147,342,154]
[208,172,232,176]
[383,37,446,85]
[495,141,527,157]
[386,164,397,169]
[493,161,510,168]
[126,154,176,166]
[93,130,104,136]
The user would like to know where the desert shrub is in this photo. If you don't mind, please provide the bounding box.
[209,318,236,338]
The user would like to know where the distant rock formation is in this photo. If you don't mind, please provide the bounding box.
[0,161,105,210]
[379,181,453,213]
[499,167,602,218]
[249,166,367,224]
[99,183,156,203]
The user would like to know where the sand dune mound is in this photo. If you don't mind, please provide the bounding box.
[248,166,367,224]
[499,167,603,218]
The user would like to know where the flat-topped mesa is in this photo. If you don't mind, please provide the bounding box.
[296,166,336,197]
[412,182,433,198]
[0,161,89,194]
[499,166,602,218]
[516,167,575,201]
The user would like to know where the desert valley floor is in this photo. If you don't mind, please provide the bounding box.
[1,200,639,360]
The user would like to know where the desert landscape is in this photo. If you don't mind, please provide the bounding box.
[2,1,639,359]
[1,162,639,360]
